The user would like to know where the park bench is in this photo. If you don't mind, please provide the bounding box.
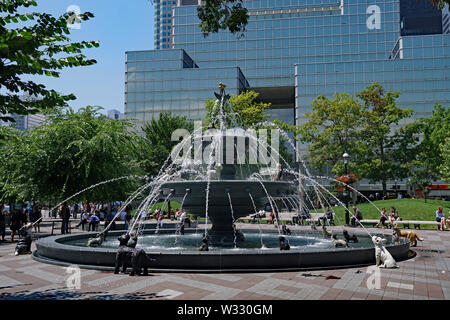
[359,219,441,230]
[240,212,336,226]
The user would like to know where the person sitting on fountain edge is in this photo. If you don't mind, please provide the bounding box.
[318,206,333,226]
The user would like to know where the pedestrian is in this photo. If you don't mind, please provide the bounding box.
[125,205,132,230]
[0,205,6,242]
[61,203,71,234]
[105,209,116,230]
[350,206,363,227]
[31,205,42,233]
[73,203,79,219]
[436,206,446,231]
[79,209,89,231]
[10,209,23,242]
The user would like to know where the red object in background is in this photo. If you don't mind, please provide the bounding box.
[427,184,449,190]
[336,174,359,184]
[335,174,358,191]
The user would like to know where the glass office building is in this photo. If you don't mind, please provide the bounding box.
[154,0,177,49]
[126,0,450,153]
[125,49,249,129]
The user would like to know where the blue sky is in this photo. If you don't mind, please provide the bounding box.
[29,0,154,114]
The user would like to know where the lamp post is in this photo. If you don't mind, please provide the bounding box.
[343,152,350,226]
[394,179,398,198]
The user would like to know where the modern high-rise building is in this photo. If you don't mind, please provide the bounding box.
[154,0,178,49]
[0,113,47,132]
[106,109,125,120]
[126,0,450,157]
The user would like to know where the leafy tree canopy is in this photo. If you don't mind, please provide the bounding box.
[205,90,270,129]
[195,0,449,36]
[0,0,99,121]
[137,111,194,177]
[0,106,141,204]
[197,0,248,37]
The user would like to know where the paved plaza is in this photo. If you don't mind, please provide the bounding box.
[0,224,449,300]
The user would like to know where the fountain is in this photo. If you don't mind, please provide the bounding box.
[33,83,411,272]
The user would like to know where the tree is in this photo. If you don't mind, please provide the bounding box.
[429,0,450,9]
[397,104,450,188]
[197,0,248,37]
[440,137,450,181]
[205,90,295,166]
[195,1,449,37]
[298,92,365,177]
[0,0,99,122]
[137,111,194,177]
[205,90,270,129]
[0,125,22,203]
[357,83,413,196]
[0,106,140,204]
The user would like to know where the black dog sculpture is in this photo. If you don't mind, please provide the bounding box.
[126,233,154,276]
[343,230,358,243]
[279,236,290,251]
[15,224,32,255]
[199,234,209,251]
[114,234,132,274]
[114,233,155,276]
[281,225,291,235]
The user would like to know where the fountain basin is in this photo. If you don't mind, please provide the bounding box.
[33,229,411,272]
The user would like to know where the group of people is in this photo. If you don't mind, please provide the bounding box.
[375,206,402,228]
[436,206,450,231]
[0,204,42,242]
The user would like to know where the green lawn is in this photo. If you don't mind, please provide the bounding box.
[322,198,450,226]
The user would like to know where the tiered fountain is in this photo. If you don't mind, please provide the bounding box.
[33,84,411,272]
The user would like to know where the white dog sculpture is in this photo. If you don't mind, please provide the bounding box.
[207,163,223,180]
[372,236,398,268]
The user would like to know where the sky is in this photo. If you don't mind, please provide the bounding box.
[26,0,154,114]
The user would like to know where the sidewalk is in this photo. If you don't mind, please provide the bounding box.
[0,225,449,300]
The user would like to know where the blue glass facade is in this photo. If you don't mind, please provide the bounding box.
[126,0,450,148]
[154,0,177,49]
[125,49,248,129]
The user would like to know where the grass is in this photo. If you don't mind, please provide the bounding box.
[131,198,450,229]
[320,198,450,228]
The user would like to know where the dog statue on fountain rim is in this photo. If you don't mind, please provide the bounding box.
[331,234,349,248]
[281,224,291,235]
[207,162,223,180]
[343,230,358,243]
[15,223,33,256]
[114,233,155,276]
[321,225,332,238]
[372,236,398,268]
[393,223,423,247]
[87,233,104,247]
[279,236,290,250]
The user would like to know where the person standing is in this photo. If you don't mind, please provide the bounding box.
[61,203,70,234]
[10,209,23,242]
[31,205,42,233]
[80,209,89,231]
[0,205,6,242]
[73,203,78,220]
[125,205,132,231]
